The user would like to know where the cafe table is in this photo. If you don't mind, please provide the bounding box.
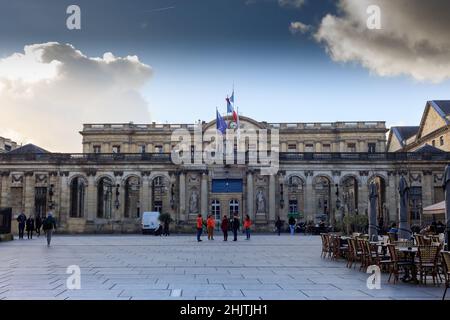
[397,246,419,284]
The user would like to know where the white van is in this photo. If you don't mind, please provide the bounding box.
[141,212,160,234]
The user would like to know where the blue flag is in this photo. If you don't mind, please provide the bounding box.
[216,109,227,134]
[226,97,234,114]
[230,90,234,104]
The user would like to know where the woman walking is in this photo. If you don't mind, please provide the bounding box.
[275,216,283,236]
[196,214,204,242]
[207,215,215,240]
[221,215,229,241]
[244,215,252,240]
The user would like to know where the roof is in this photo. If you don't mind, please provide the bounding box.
[392,126,419,142]
[413,144,444,153]
[7,143,50,154]
[432,100,450,116]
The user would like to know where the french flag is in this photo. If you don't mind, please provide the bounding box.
[226,95,238,123]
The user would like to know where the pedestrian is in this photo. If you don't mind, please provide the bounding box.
[163,219,170,236]
[42,212,57,246]
[221,215,229,241]
[275,216,283,236]
[288,216,296,236]
[26,215,35,239]
[35,214,42,237]
[207,215,215,240]
[196,214,203,242]
[232,213,240,241]
[16,212,26,239]
[244,215,252,240]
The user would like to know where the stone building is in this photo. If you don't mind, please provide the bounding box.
[387,100,450,152]
[1,106,449,234]
[0,137,18,153]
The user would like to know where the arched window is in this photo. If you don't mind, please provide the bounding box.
[97,177,113,219]
[229,199,239,215]
[124,176,140,218]
[341,176,359,215]
[70,177,85,218]
[211,200,221,221]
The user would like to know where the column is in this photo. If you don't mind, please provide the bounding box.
[315,142,321,152]
[140,174,150,212]
[339,141,346,152]
[269,174,276,222]
[86,174,97,222]
[247,171,254,219]
[200,172,208,217]
[305,174,314,221]
[0,172,10,208]
[297,142,304,152]
[59,173,69,226]
[179,171,186,220]
[330,179,338,226]
[115,177,125,221]
[23,172,34,217]
[359,141,366,152]
[280,174,288,221]
[358,175,369,216]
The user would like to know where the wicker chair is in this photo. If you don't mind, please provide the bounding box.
[417,245,441,285]
[388,232,397,243]
[415,234,424,246]
[331,235,348,260]
[385,244,412,284]
[347,238,362,269]
[320,233,329,258]
[441,252,450,300]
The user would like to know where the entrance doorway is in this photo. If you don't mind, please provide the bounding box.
[35,187,47,218]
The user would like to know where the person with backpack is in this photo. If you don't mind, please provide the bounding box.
[243,215,252,240]
[26,215,35,239]
[42,212,57,246]
[35,214,42,237]
[221,215,229,241]
[16,212,26,239]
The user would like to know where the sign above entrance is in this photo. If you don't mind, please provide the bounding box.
[212,179,243,193]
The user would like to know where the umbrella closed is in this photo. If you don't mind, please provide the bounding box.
[368,182,378,241]
[398,175,412,240]
[442,165,450,249]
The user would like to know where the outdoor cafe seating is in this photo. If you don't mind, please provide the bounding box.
[320,231,450,300]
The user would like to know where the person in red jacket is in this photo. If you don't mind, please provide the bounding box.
[221,215,229,241]
[207,215,215,240]
[196,214,204,242]
[244,215,252,240]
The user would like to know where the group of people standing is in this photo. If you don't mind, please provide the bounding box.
[196,213,252,242]
[16,212,57,246]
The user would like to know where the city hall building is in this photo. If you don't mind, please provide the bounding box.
[1,100,450,233]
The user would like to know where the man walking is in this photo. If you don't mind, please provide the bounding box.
[26,215,35,239]
[16,212,26,239]
[42,212,57,246]
[275,216,283,236]
[196,214,204,242]
[207,215,215,240]
[232,213,240,242]
[221,215,229,241]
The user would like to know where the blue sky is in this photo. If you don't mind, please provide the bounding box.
[1,0,449,133]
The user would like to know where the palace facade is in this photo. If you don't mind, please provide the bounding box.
[1,102,450,234]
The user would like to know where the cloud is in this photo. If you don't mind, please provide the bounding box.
[289,21,311,34]
[315,0,450,83]
[0,42,152,152]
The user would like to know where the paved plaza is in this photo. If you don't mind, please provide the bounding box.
[0,234,447,300]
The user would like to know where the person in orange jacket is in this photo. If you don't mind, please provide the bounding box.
[244,215,252,240]
[207,215,215,240]
[196,214,204,242]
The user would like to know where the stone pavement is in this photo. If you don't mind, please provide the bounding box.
[0,234,447,300]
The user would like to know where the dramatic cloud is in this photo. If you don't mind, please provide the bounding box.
[289,21,311,34]
[0,42,152,152]
[315,0,450,83]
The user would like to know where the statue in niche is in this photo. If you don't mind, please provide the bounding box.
[256,189,266,213]
[189,190,199,213]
